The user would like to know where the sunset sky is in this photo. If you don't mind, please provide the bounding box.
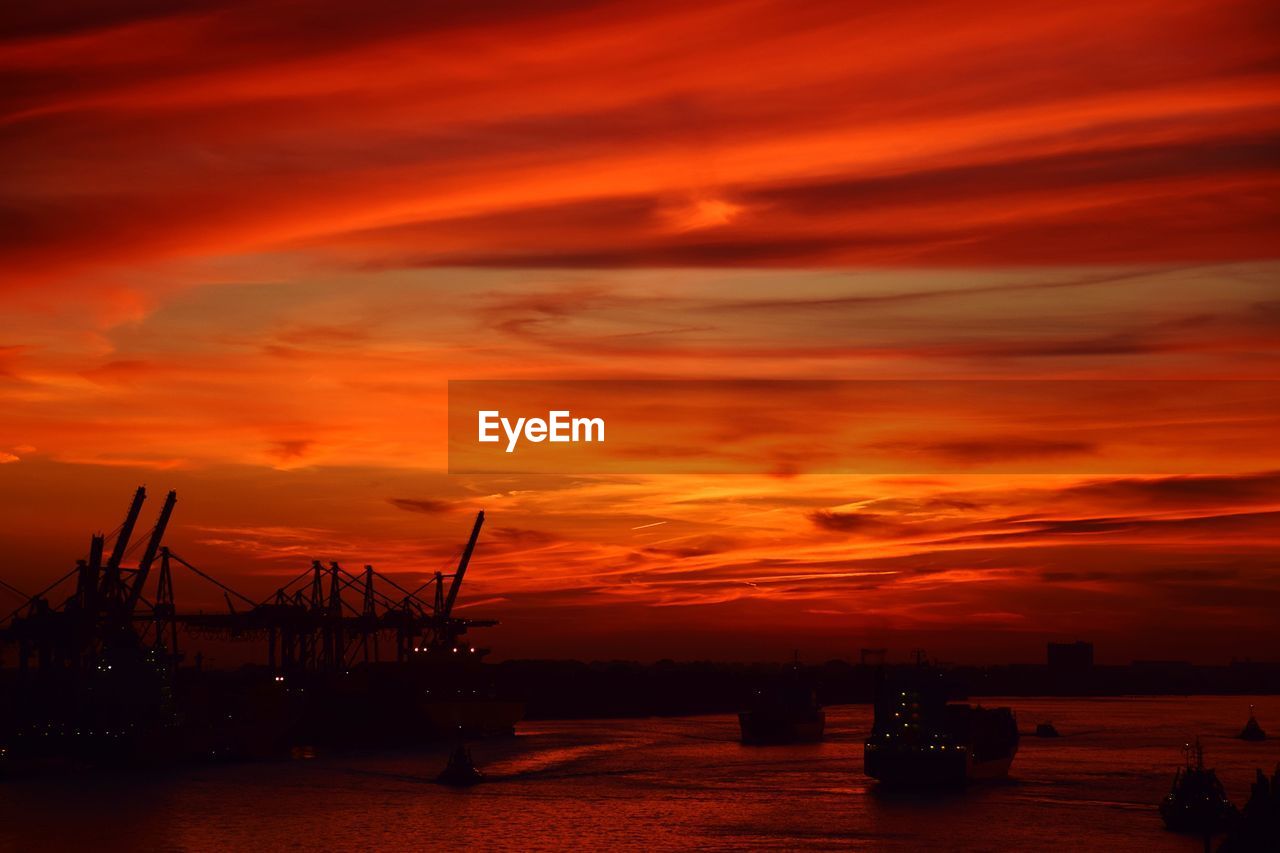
[2,0,1278,663]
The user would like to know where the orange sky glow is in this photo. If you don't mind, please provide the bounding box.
[2,0,1278,662]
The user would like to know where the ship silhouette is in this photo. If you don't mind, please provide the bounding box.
[436,743,485,787]
[1220,764,1280,852]
[863,665,1019,786]
[1238,706,1266,742]
[738,657,824,745]
[1160,739,1235,837]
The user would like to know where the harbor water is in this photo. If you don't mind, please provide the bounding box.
[2,695,1276,851]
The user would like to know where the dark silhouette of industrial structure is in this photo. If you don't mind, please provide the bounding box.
[0,487,512,765]
[2,487,492,677]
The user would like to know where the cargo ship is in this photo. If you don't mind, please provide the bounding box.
[739,661,825,744]
[421,689,524,739]
[293,651,524,746]
[863,667,1019,785]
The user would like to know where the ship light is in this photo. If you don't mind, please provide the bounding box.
[452,647,458,653]
[469,647,476,653]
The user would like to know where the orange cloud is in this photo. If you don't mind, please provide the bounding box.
[2,0,1277,292]
[2,1,1278,661]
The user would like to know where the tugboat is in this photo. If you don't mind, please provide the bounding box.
[863,667,1019,786]
[1160,739,1235,836]
[1034,722,1060,738]
[1239,706,1267,742]
[738,659,824,745]
[436,743,484,787]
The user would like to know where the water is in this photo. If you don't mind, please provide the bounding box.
[2,696,1277,851]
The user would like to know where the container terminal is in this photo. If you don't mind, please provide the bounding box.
[0,487,521,769]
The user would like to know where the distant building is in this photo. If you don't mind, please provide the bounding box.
[1047,641,1094,671]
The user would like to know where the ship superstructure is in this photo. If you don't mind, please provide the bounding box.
[863,666,1019,785]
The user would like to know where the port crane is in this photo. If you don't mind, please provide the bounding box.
[0,488,495,676]
[180,509,492,671]
[0,486,178,673]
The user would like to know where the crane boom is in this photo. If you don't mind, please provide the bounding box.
[107,486,147,570]
[126,489,177,612]
[443,511,484,618]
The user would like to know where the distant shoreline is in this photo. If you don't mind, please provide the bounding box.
[492,658,1280,720]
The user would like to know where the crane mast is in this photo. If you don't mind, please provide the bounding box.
[126,489,177,612]
[106,486,147,572]
[444,510,484,619]
[2,489,498,676]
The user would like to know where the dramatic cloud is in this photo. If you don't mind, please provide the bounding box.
[2,0,1278,292]
[388,497,457,515]
[1,1,1277,661]
[869,438,1097,465]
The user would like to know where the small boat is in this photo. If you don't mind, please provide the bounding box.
[1160,739,1235,835]
[1239,706,1267,742]
[1034,722,1060,738]
[436,744,484,787]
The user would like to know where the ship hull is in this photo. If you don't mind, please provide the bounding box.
[864,746,968,786]
[738,710,825,745]
[864,746,1015,786]
[967,753,1015,781]
[421,698,525,738]
[295,662,524,746]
